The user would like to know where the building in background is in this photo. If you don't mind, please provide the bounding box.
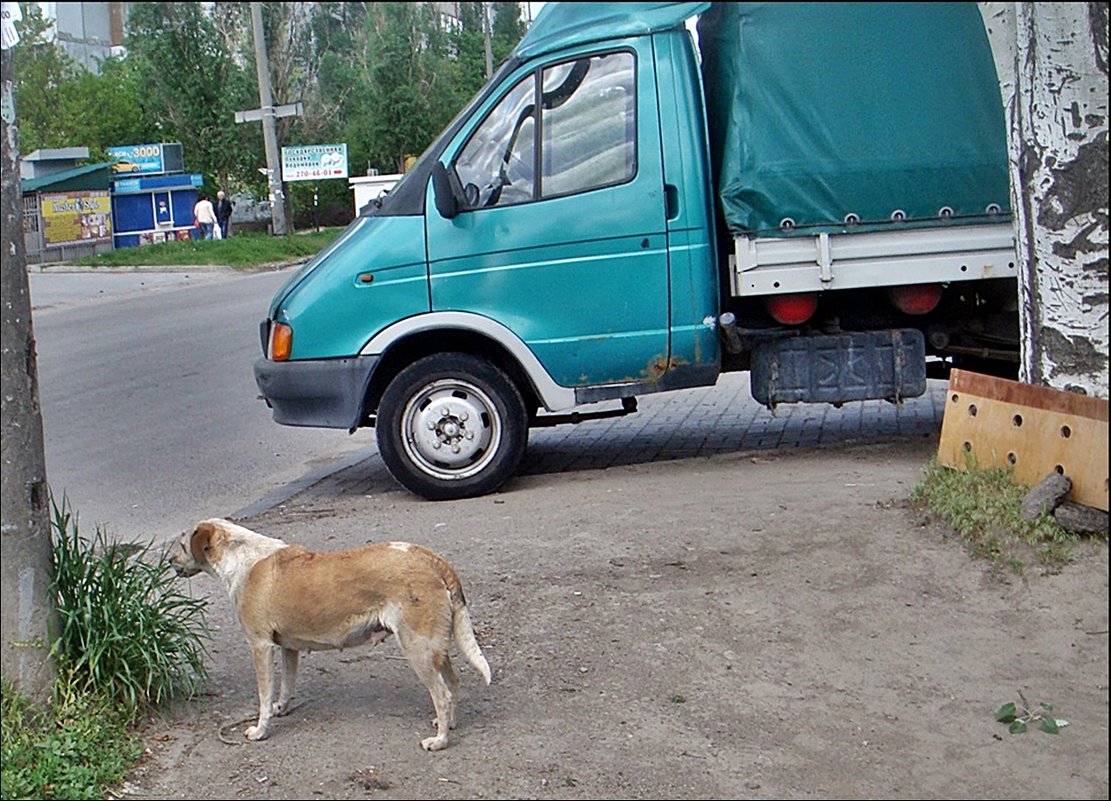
[20,147,116,264]
[31,2,130,73]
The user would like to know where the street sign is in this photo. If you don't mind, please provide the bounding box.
[281,143,348,182]
[234,102,303,124]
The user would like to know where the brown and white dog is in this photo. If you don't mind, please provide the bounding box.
[170,518,491,750]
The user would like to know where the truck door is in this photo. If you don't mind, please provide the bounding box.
[425,42,670,389]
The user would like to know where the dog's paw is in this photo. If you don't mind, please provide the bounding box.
[272,701,291,717]
[245,724,270,741]
[421,734,449,751]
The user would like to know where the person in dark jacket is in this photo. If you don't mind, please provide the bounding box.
[215,190,234,239]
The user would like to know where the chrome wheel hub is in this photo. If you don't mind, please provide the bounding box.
[402,379,500,478]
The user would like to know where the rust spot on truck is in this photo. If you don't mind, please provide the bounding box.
[644,355,693,382]
[581,355,697,386]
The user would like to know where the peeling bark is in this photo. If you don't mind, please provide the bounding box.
[986,2,1110,398]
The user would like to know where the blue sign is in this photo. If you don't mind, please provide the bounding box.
[111,173,203,195]
[113,178,142,193]
[107,143,184,176]
[108,144,166,175]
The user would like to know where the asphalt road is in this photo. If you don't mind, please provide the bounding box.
[29,268,373,543]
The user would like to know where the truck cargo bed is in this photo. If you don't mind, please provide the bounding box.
[730,223,1016,297]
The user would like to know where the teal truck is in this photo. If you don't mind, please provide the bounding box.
[254,2,1018,500]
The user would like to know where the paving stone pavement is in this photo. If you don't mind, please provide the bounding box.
[283,371,948,504]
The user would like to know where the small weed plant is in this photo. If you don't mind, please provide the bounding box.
[910,456,1092,572]
[1,497,211,799]
[996,691,1069,735]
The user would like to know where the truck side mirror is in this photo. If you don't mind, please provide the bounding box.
[432,162,463,219]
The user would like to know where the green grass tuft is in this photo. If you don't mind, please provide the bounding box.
[49,496,210,712]
[1,497,213,799]
[910,456,1096,572]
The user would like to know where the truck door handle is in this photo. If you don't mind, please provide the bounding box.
[665,184,679,220]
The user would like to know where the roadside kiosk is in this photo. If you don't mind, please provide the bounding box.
[108,143,205,248]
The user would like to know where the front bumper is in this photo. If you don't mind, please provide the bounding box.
[253,354,381,431]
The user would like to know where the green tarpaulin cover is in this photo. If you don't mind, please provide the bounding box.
[697,2,1011,236]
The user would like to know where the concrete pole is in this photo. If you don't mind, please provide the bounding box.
[250,1,288,236]
[483,2,493,79]
[1,31,58,704]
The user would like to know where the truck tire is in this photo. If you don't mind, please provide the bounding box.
[376,353,528,500]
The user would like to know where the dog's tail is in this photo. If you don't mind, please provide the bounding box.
[416,544,491,684]
[451,586,492,685]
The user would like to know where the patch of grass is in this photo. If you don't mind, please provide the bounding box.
[64,227,344,269]
[1,679,141,800]
[910,457,1092,572]
[49,496,209,712]
[2,498,211,800]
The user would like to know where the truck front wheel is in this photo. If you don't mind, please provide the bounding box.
[376,353,528,500]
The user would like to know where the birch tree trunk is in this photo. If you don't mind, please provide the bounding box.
[982,2,1109,399]
[1,20,56,703]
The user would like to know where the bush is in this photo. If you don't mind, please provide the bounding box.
[49,496,209,713]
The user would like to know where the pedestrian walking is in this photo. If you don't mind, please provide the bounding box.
[215,190,234,239]
[193,193,217,240]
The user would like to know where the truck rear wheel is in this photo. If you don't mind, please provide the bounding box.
[376,353,528,500]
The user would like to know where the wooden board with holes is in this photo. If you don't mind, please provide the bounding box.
[937,369,1109,511]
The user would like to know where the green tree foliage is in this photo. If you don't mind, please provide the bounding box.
[13,2,529,223]
[268,2,371,222]
[11,5,75,152]
[57,60,150,161]
[492,3,528,67]
[11,6,145,157]
[352,2,525,176]
[124,2,261,194]
[357,2,454,174]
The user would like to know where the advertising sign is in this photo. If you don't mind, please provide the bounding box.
[108,143,183,176]
[41,191,112,246]
[281,143,348,182]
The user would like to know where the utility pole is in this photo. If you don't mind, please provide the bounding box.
[1,1,58,704]
[482,2,493,79]
[249,1,288,236]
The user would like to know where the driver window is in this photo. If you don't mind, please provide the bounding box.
[451,50,636,210]
[542,52,635,198]
[454,74,537,209]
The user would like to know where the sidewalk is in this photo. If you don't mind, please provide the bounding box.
[285,371,947,507]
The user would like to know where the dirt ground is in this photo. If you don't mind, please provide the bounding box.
[121,438,1108,800]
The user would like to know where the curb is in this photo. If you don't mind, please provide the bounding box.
[31,263,235,274]
[29,259,307,274]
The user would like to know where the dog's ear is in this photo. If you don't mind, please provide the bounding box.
[190,521,220,564]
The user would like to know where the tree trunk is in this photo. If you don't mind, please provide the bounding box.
[983,2,1109,399]
[1,32,57,703]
